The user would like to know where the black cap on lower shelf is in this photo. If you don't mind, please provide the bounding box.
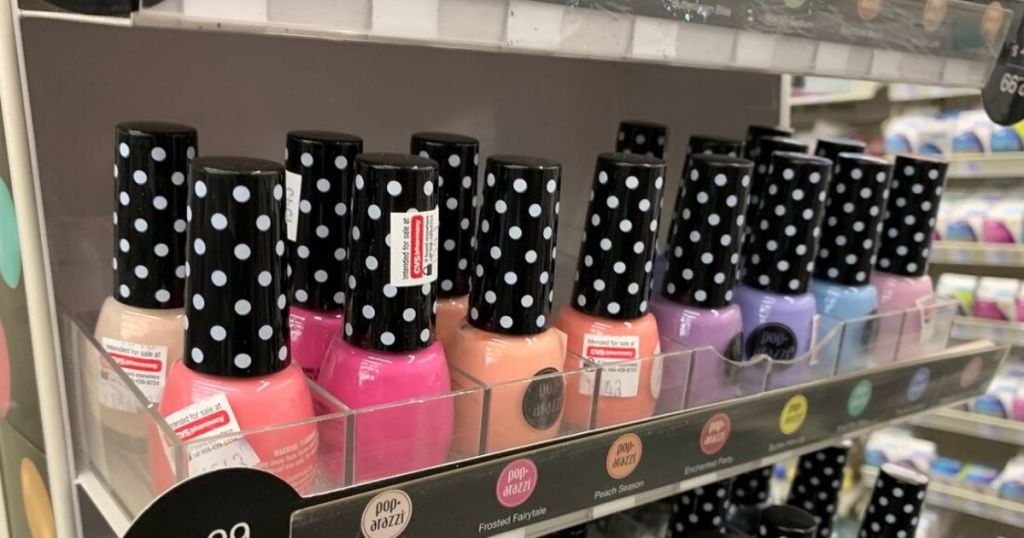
[859,464,929,538]
[758,506,818,538]
[730,466,774,508]
[617,120,668,158]
[670,478,733,535]
[786,443,851,538]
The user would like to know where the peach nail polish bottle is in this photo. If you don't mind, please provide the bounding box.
[410,133,479,353]
[447,155,564,454]
[285,131,362,380]
[558,153,666,428]
[152,157,317,494]
[94,122,196,444]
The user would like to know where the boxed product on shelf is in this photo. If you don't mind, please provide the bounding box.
[884,109,1024,155]
[936,273,979,315]
[865,429,937,474]
[969,369,1024,420]
[975,277,1023,322]
[993,455,1024,502]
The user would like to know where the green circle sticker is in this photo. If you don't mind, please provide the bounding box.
[848,379,872,418]
[0,180,22,289]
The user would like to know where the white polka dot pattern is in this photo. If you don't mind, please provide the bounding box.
[742,136,809,257]
[185,157,290,376]
[858,463,929,538]
[785,443,851,538]
[664,154,753,308]
[758,505,819,537]
[470,155,560,335]
[411,132,479,298]
[731,465,774,508]
[285,131,362,310]
[875,155,948,277]
[616,120,667,159]
[741,152,831,295]
[573,153,665,319]
[346,153,439,352]
[113,122,196,309]
[814,154,891,286]
[668,478,732,536]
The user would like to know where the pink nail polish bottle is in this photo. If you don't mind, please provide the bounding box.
[154,157,318,493]
[558,152,667,428]
[871,155,948,356]
[651,154,753,410]
[285,131,362,380]
[410,133,479,353]
[317,153,453,483]
[95,122,195,443]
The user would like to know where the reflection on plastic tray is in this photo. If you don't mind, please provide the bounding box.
[59,297,957,518]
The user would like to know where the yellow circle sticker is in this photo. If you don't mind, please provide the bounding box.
[779,394,808,435]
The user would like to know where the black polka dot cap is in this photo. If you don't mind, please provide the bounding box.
[184,157,289,377]
[815,154,893,286]
[758,505,819,538]
[616,120,668,158]
[573,153,665,320]
[666,135,745,250]
[745,136,809,238]
[670,478,732,535]
[411,132,479,298]
[875,155,948,277]
[345,153,439,353]
[742,152,832,295]
[285,130,362,311]
[814,137,866,163]
[469,155,560,335]
[786,443,851,538]
[730,465,773,507]
[113,121,196,309]
[859,463,929,538]
[743,124,794,160]
[663,154,753,308]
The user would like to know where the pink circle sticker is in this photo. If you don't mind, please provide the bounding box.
[700,413,731,455]
[495,458,538,508]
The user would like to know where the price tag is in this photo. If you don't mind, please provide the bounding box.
[983,3,1024,125]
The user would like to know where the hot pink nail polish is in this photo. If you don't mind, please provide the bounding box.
[284,131,362,379]
[317,153,453,483]
[152,157,317,494]
[410,133,479,353]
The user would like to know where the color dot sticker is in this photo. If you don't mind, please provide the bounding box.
[960,356,983,388]
[20,458,55,538]
[847,379,873,418]
[779,394,808,435]
[496,458,538,508]
[0,320,10,417]
[0,180,22,289]
[606,433,642,480]
[360,490,412,538]
[907,367,931,402]
[700,413,731,455]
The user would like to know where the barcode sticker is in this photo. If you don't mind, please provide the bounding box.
[285,170,302,242]
[161,393,261,476]
[578,334,641,398]
[389,208,439,287]
[99,337,168,409]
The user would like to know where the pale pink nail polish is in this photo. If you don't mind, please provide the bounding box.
[317,153,453,483]
[285,131,362,379]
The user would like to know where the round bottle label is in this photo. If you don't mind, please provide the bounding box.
[745,323,799,360]
[522,367,565,430]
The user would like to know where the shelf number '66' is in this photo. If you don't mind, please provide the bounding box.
[998,73,1024,97]
[208,522,250,538]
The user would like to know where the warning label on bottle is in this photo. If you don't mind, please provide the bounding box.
[285,170,303,242]
[389,208,439,287]
[578,334,641,398]
[161,393,261,476]
[99,337,167,411]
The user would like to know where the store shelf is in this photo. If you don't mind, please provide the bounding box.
[930,242,1024,268]
[888,84,980,102]
[947,153,1024,180]
[85,342,1005,537]
[791,83,882,106]
[21,0,1010,87]
[863,466,1024,528]
[953,317,1024,348]
[915,408,1024,447]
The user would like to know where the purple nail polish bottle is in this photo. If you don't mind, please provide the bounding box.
[654,135,745,296]
[616,120,668,158]
[650,154,753,409]
[734,152,832,371]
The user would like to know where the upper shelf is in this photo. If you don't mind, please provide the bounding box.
[947,152,1024,179]
[23,0,1012,87]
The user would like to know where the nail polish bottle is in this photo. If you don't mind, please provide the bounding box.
[785,443,851,538]
[285,131,362,380]
[728,465,774,534]
[654,135,745,295]
[813,137,865,162]
[809,154,892,371]
[858,463,929,538]
[735,152,831,364]
[741,136,809,263]
[448,155,563,453]
[650,154,753,408]
[95,122,195,442]
[617,120,668,158]
[669,478,734,536]
[317,153,453,482]
[410,132,479,353]
[156,157,317,493]
[872,155,948,312]
[756,506,818,538]
[557,153,666,428]
[742,125,794,160]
